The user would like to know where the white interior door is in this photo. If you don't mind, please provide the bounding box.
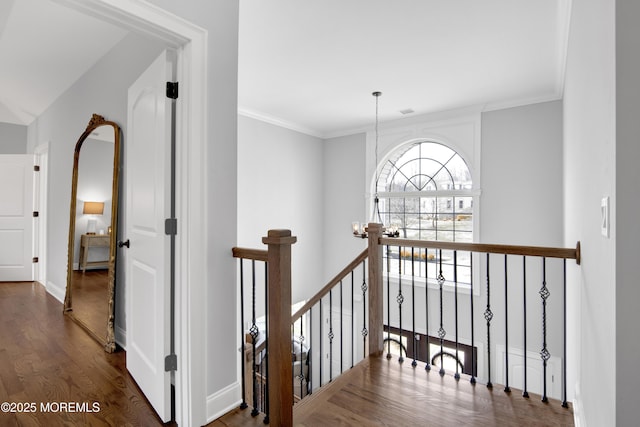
[0,155,34,282]
[125,50,173,422]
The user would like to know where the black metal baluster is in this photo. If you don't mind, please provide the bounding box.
[263,262,269,424]
[298,309,305,400]
[340,280,343,375]
[470,254,476,384]
[562,259,568,408]
[239,260,248,410]
[437,249,446,377]
[319,296,323,386]
[309,306,313,394]
[411,247,417,368]
[540,258,550,403]
[386,245,392,359]
[523,256,529,398]
[329,289,334,382]
[248,260,260,417]
[485,253,493,389]
[504,254,511,393]
[425,247,431,372]
[351,271,355,369]
[397,245,404,363]
[362,261,368,360]
[454,250,460,381]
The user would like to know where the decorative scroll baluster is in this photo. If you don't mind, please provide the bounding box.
[522,256,529,398]
[361,261,368,359]
[454,250,460,381]
[386,245,392,359]
[562,259,568,408]
[397,246,404,363]
[540,258,550,403]
[470,254,476,384]
[329,289,334,382]
[504,254,511,393]
[437,249,446,377]
[351,272,355,369]
[425,247,431,372]
[411,248,417,368]
[249,260,260,417]
[485,254,493,389]
[239,260,248,410]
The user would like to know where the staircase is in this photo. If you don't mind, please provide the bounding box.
[229,225,580,426]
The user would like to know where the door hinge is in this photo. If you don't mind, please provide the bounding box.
[165,354,177,372]
[165,218,177,236]
[32,257,39,263]
[33,211,39,217]
[34,165,40,172]
[166,82,178,99]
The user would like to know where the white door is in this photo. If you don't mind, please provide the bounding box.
[125,50,174,422]
[0,155,34,281]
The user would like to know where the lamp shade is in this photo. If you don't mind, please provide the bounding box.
[83,201,104,215]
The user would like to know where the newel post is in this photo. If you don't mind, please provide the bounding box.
[366,223,384,356]
[263,229,297,427]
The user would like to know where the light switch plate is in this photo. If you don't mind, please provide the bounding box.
[601,196,609,238]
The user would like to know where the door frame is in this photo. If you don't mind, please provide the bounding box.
[34,143,49,287]
[55,1,208,425]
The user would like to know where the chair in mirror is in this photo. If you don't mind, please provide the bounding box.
[64,114,121,352]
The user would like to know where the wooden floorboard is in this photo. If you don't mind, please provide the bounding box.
[0,281,172,427]
[214,356,574,427]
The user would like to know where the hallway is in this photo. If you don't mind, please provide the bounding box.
[0,281,170,426]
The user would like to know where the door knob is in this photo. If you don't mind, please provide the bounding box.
[118,239,130,248]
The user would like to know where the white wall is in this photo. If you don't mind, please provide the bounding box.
[238,114,324,304]
[563,0,616,425]
[615,0,640,424]
[0,122,27,154]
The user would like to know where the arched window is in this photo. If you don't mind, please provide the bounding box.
[377,141,474,242]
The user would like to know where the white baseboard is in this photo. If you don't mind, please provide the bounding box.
[45,280,65,303]
[573,382,585,427]
[115,325,126,350]
[206,381,242,423]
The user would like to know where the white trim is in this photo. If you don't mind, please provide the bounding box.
[573,382,585,427]
[205,382,242,424]
[46,280,66,303]
[239,107,324,139]
[52,1,208,425]
[33,143,49,287]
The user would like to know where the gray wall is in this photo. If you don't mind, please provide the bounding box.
[0,123,27,154]
[563,0,616,425]
[615,0,640,424]
[238,114,324,304]
[145,0,240,413]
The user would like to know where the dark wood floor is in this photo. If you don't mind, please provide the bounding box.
[212,356,574,427]
[0,281,171,427]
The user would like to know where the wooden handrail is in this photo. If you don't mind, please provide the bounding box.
[232,247,268,262]
[291,249,368,324]
[379,238,581,265]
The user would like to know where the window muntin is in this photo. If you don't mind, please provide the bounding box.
[377,141,475,288]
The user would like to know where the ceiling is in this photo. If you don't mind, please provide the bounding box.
[1,0,571,139]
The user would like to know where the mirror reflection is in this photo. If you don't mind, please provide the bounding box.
[64,114,120,352]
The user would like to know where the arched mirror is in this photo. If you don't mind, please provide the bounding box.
[64,114,121,352]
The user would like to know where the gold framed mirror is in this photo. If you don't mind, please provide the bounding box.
[64,114,121,353]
